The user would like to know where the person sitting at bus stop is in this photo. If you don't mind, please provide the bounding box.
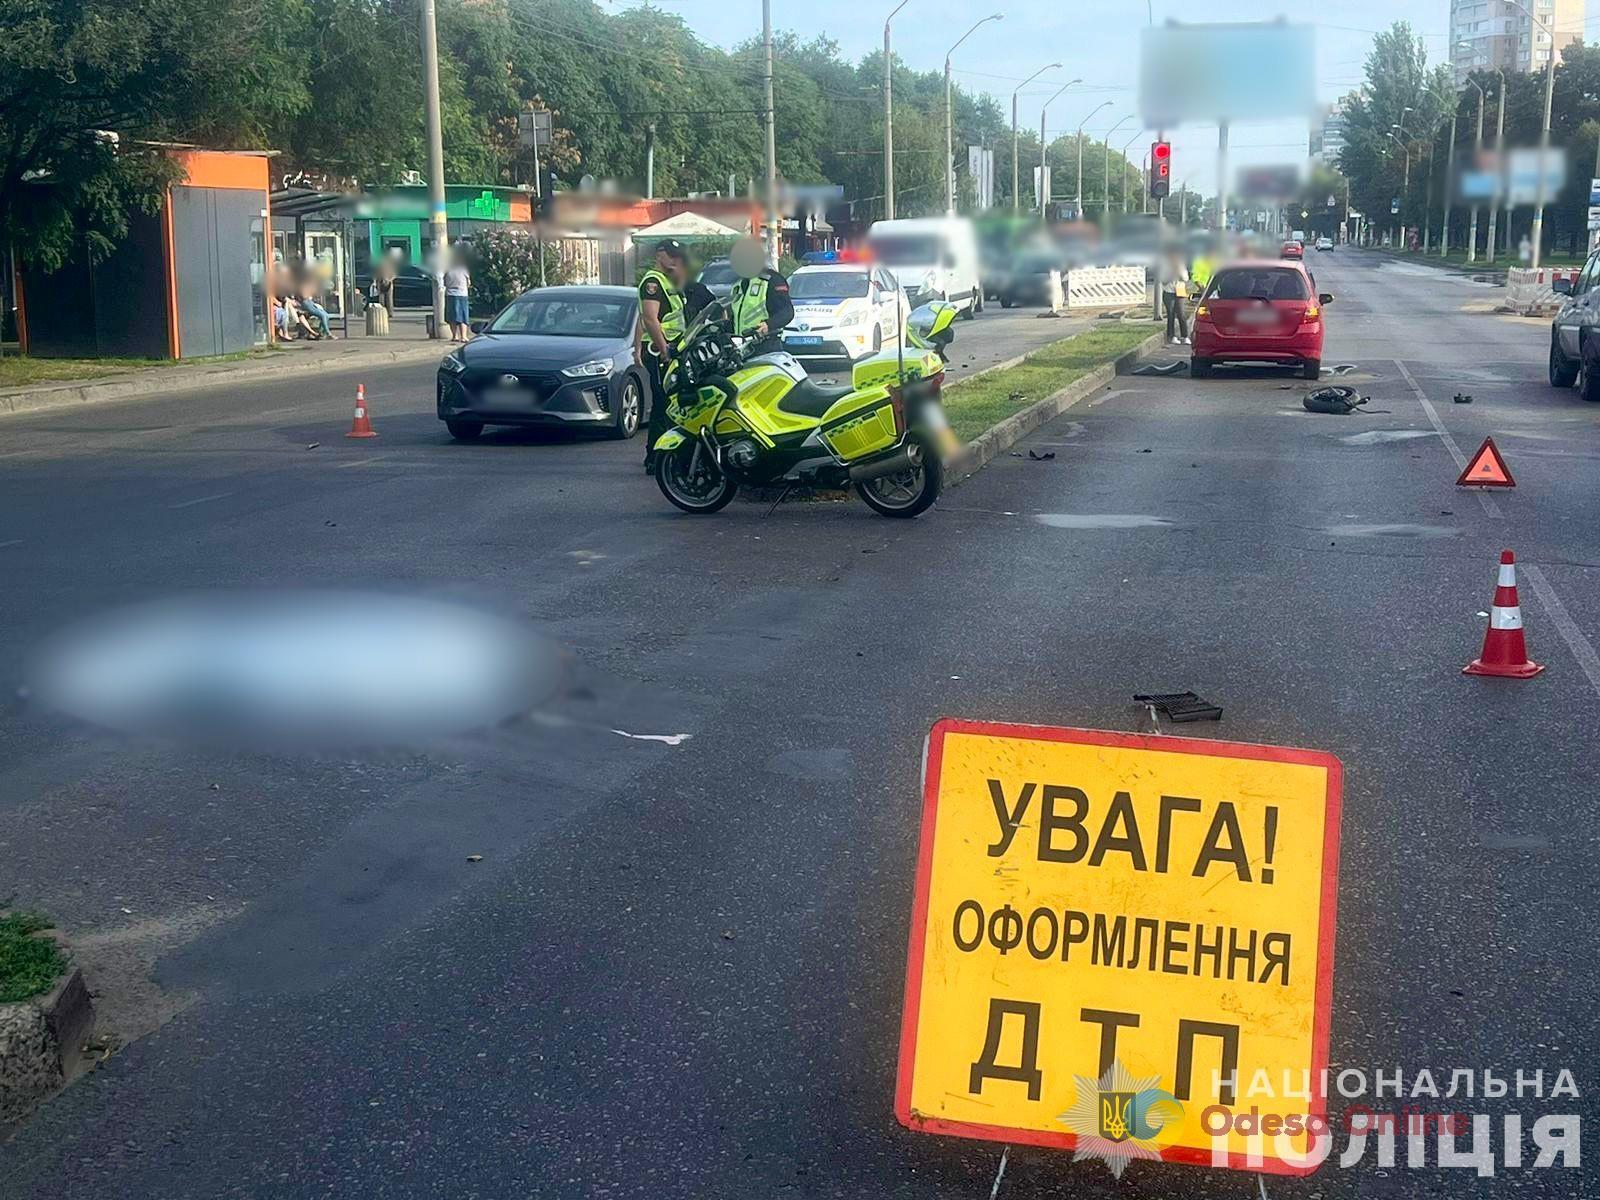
[727,236,792,355]
[296,267,333,339]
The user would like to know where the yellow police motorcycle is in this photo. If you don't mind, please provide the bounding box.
[652,301,958,518]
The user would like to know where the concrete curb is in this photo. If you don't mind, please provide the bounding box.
[0,341,449,418]
[947,329,1165,488]
[1,936,95,1127]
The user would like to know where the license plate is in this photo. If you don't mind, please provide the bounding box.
[787,336,823,347]
[480,386,529,410]
[1237,309,1276,325]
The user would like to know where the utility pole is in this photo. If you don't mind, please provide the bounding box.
[645,123,656,199]
[884,0,912,221]
[763,0,779,266]
[1423,137,1436,254]
[420,0,447,339]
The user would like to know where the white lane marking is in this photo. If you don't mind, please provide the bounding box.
[169,492,232,509]
[1522,564,1600,697]
[335,454,395,469]
[1393,359,1502,519]
[611,729,693,746]
[0,538,21,548]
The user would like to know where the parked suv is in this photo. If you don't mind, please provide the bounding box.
[1548,253,1600,401]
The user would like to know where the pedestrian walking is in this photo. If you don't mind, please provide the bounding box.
[1161,248,1190,345]
[443,253,472,342]
[635,239,689,474]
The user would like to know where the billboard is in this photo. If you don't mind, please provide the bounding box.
[1140,22,1317,127]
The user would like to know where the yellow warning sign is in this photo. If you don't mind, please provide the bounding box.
[896,720,1342,1177]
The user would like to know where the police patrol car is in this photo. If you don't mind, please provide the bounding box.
[782,261,910,363]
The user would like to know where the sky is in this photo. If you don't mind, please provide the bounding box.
[609,1,1465,196]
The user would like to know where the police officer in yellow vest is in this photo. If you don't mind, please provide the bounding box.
[636,239,689,473]
[727,237,793,356]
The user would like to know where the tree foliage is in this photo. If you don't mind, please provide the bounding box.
[1339,21,1600,254]
[2,0,1146,266]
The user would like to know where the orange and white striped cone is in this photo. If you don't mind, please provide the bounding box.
[345,383,377,439]
[1464,550,1544,678]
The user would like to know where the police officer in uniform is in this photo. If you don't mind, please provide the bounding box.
[727,237,792,356]
[636,239,689,473]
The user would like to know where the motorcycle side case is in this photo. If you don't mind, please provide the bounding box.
[818,384,899,461]
[850,345,944,391]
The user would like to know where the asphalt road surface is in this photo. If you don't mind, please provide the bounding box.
[1,252,1594,1198]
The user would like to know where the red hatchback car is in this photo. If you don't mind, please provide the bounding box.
[1190,260,1333,380]
[1280,240,1304,260]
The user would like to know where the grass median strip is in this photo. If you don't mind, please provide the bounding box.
[0,912,67,1004]
[943,323,1160,443]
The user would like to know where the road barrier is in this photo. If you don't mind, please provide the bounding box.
[1503,266,1579,316]
[1065,265,1146,312]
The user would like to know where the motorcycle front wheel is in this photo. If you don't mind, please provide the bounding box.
[656,439,738,514]
[854,434,943,519]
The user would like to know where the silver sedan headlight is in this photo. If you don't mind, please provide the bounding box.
[561,359,613,379]
[441,351,467,375]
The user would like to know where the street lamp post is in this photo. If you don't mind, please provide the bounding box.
[1104,115,1133,220]
[1119,129,1142,212]
[1486,68,1506,264]
[1463,76,1486,262]
[1012,63,1061,213]
[1439,112,1457,258]
[1038,79,1081,217]
[1390,119,1412,247]
[882,0,913,221]
[945,13,1004,216]
[1508,0,1557,269]
[1075,100,1112,220]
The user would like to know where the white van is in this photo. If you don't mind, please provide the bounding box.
[866,217,984,319]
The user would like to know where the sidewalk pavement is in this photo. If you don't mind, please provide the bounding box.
[0,310,451,418]
[1360,246,1513,283]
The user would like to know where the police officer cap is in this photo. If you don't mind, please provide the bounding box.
[655,238,688,261]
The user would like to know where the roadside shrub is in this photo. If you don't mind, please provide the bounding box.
[0,912,67,1004]
[461,228,570,314]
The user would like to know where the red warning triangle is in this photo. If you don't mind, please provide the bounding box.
[1456,436,1515,488]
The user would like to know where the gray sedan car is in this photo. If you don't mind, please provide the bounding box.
[436,285,649,441]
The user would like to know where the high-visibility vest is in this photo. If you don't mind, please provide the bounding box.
[640,268,685,350]
[1191,257,1215,290]
[730,275,770,336]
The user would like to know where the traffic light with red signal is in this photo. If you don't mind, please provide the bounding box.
[1150,140,1171,200]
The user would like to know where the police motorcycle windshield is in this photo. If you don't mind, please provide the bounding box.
[664,298,735,393]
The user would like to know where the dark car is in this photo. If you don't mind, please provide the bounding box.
[436,285,647,441]
[697,258,738,301]
[354,263,436,309]
[997,251,1063,308]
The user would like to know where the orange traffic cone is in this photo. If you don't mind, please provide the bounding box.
[1464,550,1544,678]
[345,383,377,439]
